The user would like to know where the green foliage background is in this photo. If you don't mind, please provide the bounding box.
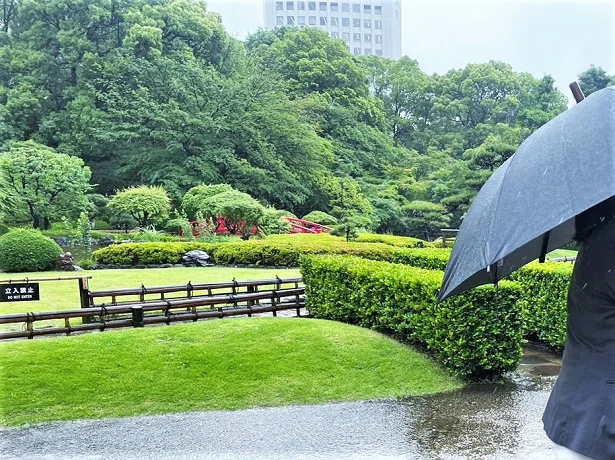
[1,0,609,237]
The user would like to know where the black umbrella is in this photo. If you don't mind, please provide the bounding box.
[438,85,615,303]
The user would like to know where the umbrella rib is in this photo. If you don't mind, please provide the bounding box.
[484,156,515,280]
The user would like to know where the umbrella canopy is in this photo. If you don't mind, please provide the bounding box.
[438,86,615,303]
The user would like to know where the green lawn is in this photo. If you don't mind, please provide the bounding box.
[0,267,300,331]
[0,317,462,426]
[547,249,577,260]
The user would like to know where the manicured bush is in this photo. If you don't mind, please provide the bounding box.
[259,208,294,236]
[302,211,338,226]
[79,258,96,270]
[93,220,113,231]
[108,186,171,228]
[0,229,63,272]
[93,242,218,265]
[510,262,573,348]
[354,233,433,248]
[182,184,234,220]
[92,237,452,269]
[391,248,450,270]
[300,255,524,380]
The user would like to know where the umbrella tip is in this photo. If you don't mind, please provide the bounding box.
[569,81,585,104]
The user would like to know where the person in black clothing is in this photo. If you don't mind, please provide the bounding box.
[544,198,615,460]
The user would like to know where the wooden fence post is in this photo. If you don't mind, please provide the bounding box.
[131,306,144,328]
[79,278,91,324]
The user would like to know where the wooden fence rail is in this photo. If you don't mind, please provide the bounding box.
[0,286,306,341]
[87,277,302,307]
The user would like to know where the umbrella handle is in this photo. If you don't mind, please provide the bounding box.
[569,81,585,103]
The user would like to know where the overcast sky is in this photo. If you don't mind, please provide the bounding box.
[206,0,615,100]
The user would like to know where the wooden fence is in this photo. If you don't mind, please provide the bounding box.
[87,277,302,307]
[0,277,305,341]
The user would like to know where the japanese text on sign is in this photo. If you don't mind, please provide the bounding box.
[0,283,40,302]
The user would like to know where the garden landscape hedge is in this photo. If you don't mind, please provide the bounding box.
[92,237,450,269]
[91,234,575,352]
[300,255,524,380]
[510,261,573,348]
[0,229,62,272]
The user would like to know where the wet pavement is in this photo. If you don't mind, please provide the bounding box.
[0,344,562,460]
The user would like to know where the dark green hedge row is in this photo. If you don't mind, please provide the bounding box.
[92,242,219,265]
[92,239,574,353]
[511,262,573,348]
[92,240,451,269]
[300,255,524,380]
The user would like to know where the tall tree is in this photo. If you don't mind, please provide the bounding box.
[578,65,614,96]
[0,140,92,228]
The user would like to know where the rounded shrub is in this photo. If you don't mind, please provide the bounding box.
[0,229,63,272]
[302,211,338,226]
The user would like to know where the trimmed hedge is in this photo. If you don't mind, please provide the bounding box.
[511,262,573,348]
[92,242,218,265]
[92,239,451,269]
[301,255,523,380]
[0,229,63,272]
[354,233,433,248]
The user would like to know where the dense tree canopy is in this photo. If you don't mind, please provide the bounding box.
[108,185,171,227]
[0,140,91,228]
[0,0,580,237]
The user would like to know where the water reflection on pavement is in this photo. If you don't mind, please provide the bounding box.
[0,345,560,460]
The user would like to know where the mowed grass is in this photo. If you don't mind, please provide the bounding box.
[0,267,300,331]
[547,249,577,260]
[0,318,462,426]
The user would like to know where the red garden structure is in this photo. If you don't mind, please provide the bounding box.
[284,217,333,234]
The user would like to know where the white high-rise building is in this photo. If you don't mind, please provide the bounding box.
[263,1,402,59]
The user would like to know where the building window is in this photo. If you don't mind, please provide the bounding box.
[364,33,371,42]
[342,32,350,40]
[276,1,283,10]
[375,34,382,44]
[287,1,294,10]
[342,2,350,12]
[353,47,361,55]
[331,2,339,11]
[319,1,327,11]
[309,15,317,24]
[298,15,306,24]
[287,16,295,24]
[353,18,360,27]
[331,17,339,26]
[353,32,361,41]
[308,1,316,10]
[375,20,382,29]
[364,4,371,14]
[342,17,350,26]
[375,5,382,15]
[276,16,284,25]
[364,19,371,28]
[352,3,360,13]
[376,49,383,56]
[320,16,327,25]
[298,1,305,9]
[365,48,372,55]
[332,32,339,39]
